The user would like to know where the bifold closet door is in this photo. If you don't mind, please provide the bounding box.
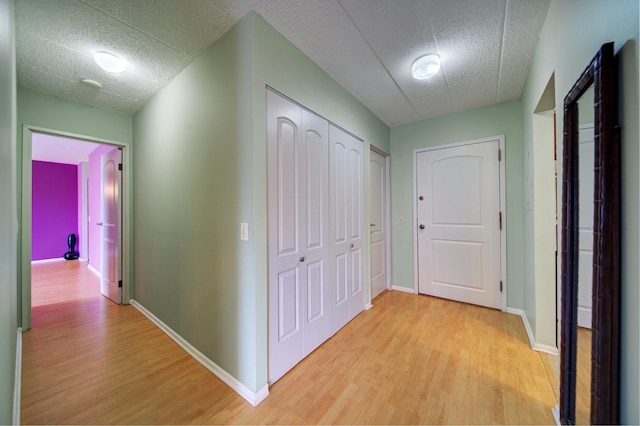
[267,91,331,384]
[329,124,365,332]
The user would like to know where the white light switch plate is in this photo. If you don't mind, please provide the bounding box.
[240,223,249,241]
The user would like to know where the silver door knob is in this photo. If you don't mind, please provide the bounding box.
[97,222,103,226]
[419,224,425,230]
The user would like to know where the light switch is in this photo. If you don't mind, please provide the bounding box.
[240,223,249,241]
[399,216,405,225]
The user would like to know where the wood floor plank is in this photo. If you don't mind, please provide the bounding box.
[22,261,557,424]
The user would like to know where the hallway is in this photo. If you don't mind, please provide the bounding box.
[22,261,557,424]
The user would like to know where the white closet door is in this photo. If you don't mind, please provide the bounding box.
[267,91,330,384]
[267,91,304,384]
[300,109,331,355]
[330,125,364,332]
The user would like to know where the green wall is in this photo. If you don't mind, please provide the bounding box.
[521,0,639,422]
[389,100,524,308]
[132,12,390,393]
[16,88,133,329]
[0,0,17,422]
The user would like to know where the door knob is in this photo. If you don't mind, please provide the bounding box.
[97,222,103,226]
[419,224,425,230]
[299,256,305,263]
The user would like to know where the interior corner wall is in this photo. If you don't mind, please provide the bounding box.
[132,13,259,391]
[389,100,525,309]
[0,0,17,423]
[520,0,639,422]
[132,11,391,395]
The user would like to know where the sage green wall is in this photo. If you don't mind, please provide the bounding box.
[390,100,524,308]
[133,13,257,390]
[521,0,639,422]
[0,0,17,422]
[132,12,389,393]
[17,88,132,144]
[16,88,133,329]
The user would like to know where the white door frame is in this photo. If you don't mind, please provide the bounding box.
[20,125,133,330]
[369,145,391,298]
[412,135,507,311]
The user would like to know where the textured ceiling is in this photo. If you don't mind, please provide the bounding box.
[15,0,550,128]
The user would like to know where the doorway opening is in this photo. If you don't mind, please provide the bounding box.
[21,126,131,331]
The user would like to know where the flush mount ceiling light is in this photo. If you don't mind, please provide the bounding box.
[412,54,441,80]
[94,51,127,73]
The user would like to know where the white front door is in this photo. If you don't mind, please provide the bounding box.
[267,91,331,384]
[330,124,364,329]
[369,149,388,299]
[100,148,122,304]
[416,139,502,309]
[577,124,594,329]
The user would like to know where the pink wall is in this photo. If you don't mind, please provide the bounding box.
[32,161,78,260]
[88,145,118,272]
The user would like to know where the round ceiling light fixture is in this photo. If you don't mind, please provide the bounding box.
[412,54,441,80]
[94,51,127,73]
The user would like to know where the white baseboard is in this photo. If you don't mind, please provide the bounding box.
[365,302,373,310]
[31,258,65,264]
[391,285,416,294]
[87,264,101,278]
[130,300,268,407]
[506,308,559,355]
[552,404,560,425]
[13,328,22,426]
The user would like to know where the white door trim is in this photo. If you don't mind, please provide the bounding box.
[20,125,132,330]
[412,135,507,311]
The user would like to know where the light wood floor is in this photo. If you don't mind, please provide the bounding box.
[23,261,558,424]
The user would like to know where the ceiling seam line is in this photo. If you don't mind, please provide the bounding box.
[78,0,188,56]
[336,0,422,121]
[427,11,455,113]
[495,0,508,103]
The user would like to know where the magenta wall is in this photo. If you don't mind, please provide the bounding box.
[32,161,79,260]
[88,145,117,272]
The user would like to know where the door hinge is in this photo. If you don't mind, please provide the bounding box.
[499,212,503,230]
[118,280,123,288]
[500,280,503,292]
[118,163,123,171]
[498,148,502,162]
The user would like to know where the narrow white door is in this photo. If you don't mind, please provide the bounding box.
[577,124,594,329]
[330,124,364,330]
[267,91,330,384]
[100,148,122,304]
[416,140,501,309]
[370,149,388,299]
[300,109,332,355]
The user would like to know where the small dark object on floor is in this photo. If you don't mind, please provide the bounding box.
[63,233,79,260]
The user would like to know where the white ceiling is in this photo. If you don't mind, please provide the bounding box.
[32,133,101,165]
[15,0,550,129]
